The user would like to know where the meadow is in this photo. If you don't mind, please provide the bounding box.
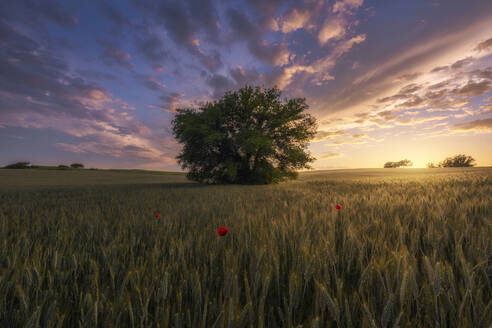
[0,168,490,327]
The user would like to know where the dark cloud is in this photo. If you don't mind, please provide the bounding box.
[475,37,492,52]
[206,66,261,98]
[229,66,260,87]
[135,33,168,65]
[226,8,289,66]
[468,67,492,80]
[100,1,132,27]
[424,88,449,99]
[139,75,166,91]
[431,65,448,73]
[399,83,421,94]
[454,118,492,131]
[99,40,134,70]
[38,1,79,27]
[0,20,142,137]
[0,0,78,28]
[187,0,220,43]
[249,41,290,67]
[207,74,234,98]
[428,80,449,89]
[452,80,491,97]
[317,151,342,159]
[378,110,398,122]
[227,8,259,42]
[130,0,221,72]
[450,57,473,70]
[397,95,425,109]
[156,92,185,112]
[157,1,199,53]
[75,69,117,81]
[394,72,421,82]
[123,145,149,152]
[311,130,346,142]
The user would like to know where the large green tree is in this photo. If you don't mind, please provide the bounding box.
[172,86,317,184]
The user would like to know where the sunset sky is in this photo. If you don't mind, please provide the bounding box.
[1,0,491,170]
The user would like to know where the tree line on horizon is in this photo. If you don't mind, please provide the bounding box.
[383,154,476,168]
[3,162,84,169]
[426,154,476,168]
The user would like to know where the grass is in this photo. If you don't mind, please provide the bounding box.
[0,168,491,327]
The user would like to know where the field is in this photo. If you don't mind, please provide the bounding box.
[0,168,491,327]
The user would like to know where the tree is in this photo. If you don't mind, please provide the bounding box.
[172,86,317,184]
[439,154,476,167]
[70,163,84,169]
[58,165,69,169]
[4,161,30,169]
[384,159,413,168]
[426,162,437,168]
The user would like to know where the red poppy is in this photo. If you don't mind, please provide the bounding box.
[335,204,342,210]
[217,226,228,237]
[154,212,160,218]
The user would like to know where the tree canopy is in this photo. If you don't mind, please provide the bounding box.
[172,86,317,184]
[384,159,413,168]
[439,154,476,167]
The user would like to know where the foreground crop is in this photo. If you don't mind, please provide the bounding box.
[0,169,490,327]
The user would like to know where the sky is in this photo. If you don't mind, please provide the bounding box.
[0,0,491,170]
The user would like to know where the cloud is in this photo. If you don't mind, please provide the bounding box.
[318,16,346,45]
[453,118,492,131]
[378,110,399,122]
[316,151,343,159]
[186,0,220,42]
[479,103,492,115]
[279,8,312,33]
[155,92,185,113]
[450,57,474,70]
[475,37,492,52]
[76,69,117,81]
[100,1,132,27]
[141,76,166,91]
[249,41,290,67]
[451,80,491,97]
[333,0,364,13]
[99,41,134,70]
[207,74,233,98]
[311,130,346,142]
[135,33,168,66]
[395,115,447,125]
[431,65,449,73]
[227,8,290,67]
[229,66,260,87]
[37,1,79,27]
[0,20,171,164]
[130,0,221,72]
[157,1,200,54]
[267,33,366,89]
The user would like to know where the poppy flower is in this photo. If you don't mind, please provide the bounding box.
[154,212,160,218]
[217,226,228,237]
[335,204,342,210]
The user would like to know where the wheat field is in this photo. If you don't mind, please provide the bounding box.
[0,168,491,327]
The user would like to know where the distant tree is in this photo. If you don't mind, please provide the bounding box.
[4,161,30,169]
[58,165,69,169]
[439,154,476,167]
[172,86,317,184]
[384,159,413,168]
[70,163,84,169]
[426,162,437,168]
